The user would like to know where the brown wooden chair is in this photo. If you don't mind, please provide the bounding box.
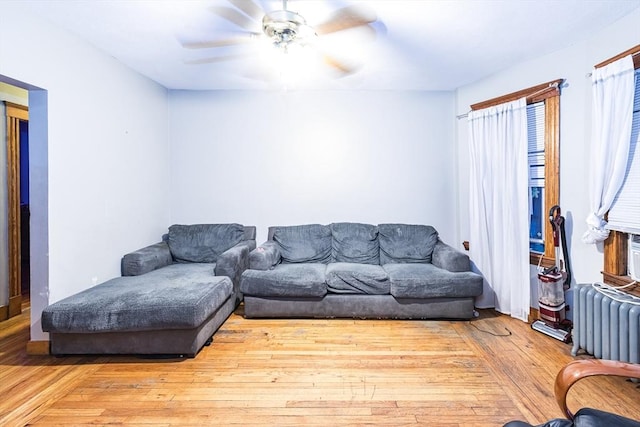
[504,359,640,427]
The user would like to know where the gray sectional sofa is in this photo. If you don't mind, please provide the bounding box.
[42,224,256,357]
[240,223,483,319]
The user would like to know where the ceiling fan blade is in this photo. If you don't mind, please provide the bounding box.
[321,53,360,76]
[241,68,279,82]
[210,6,259,30]
[181,34,258,49]
[314,5,378,35]
[185,53,250,65]
[345,23,378,41]
[227,0,264,21]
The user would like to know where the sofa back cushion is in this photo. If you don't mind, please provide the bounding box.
[167,223,245,263]
[272,224,332,264]
[378,223,439,264]
[331,222,380,264]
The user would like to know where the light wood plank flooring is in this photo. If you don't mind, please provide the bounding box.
[1,303,639,426]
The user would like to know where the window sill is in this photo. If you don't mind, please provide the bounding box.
[530,253,555,269]
[602,272,640,298]
[466,246,556,269]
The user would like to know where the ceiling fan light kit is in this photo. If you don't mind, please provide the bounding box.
[262,10,316,51]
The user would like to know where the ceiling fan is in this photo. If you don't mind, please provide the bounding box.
[180,0,382,79]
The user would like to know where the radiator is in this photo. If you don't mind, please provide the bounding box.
[571,283,640,363]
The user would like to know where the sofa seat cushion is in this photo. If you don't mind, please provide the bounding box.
[330,222,380,264]
[240,263,327,298]
[167,223,245,263]
[42,263,233,333]
[378,223,439,265]
[384,263,483,298]
[326,263,390,294]
[272,224,332,264]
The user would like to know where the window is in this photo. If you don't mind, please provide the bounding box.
[470,79,561,267]
[528,102,546,254]
[601,45,640,287]
[607,68,640,234]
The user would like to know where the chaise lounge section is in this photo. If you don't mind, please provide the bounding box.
[240,223,483,319]
[42,224,256,357]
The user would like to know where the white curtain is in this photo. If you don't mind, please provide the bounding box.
[469,98,530,321]
[582,55,636,244]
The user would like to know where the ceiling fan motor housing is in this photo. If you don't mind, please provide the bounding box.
[263,10,314,48]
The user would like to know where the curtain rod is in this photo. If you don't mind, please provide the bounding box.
[526,81,560,100]
[469,79,562,112]
[594,44,640,69]
[457,81,560,120]
[586,49,640,78]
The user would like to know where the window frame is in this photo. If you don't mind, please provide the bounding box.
[470,79,562,268]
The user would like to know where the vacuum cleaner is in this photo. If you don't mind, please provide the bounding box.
[531,205,573,342]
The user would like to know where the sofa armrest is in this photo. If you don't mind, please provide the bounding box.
[431,240,471,272]
[249,241,281,270]
[121,241,173,276]
[215,240,257,289]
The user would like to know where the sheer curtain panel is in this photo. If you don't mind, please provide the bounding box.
[606,68,640,235]
[582,55,636,244]
[469,98,530,321]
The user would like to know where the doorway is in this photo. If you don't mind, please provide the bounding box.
[0,76,48,347]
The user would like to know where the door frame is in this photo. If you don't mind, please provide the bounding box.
[2,102,28,320]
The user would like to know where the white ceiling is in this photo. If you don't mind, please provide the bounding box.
[20,0,640,91]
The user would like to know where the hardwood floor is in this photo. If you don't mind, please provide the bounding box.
[1,303,639,426]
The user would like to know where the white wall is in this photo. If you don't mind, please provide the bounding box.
[455,9,640,309]
[0,3,171,340]
[168,90,458,245]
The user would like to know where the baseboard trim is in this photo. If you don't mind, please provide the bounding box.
[0,296,24,321]
[9,295,22,317]
[528,308,539,324]
[27,340,50,355]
